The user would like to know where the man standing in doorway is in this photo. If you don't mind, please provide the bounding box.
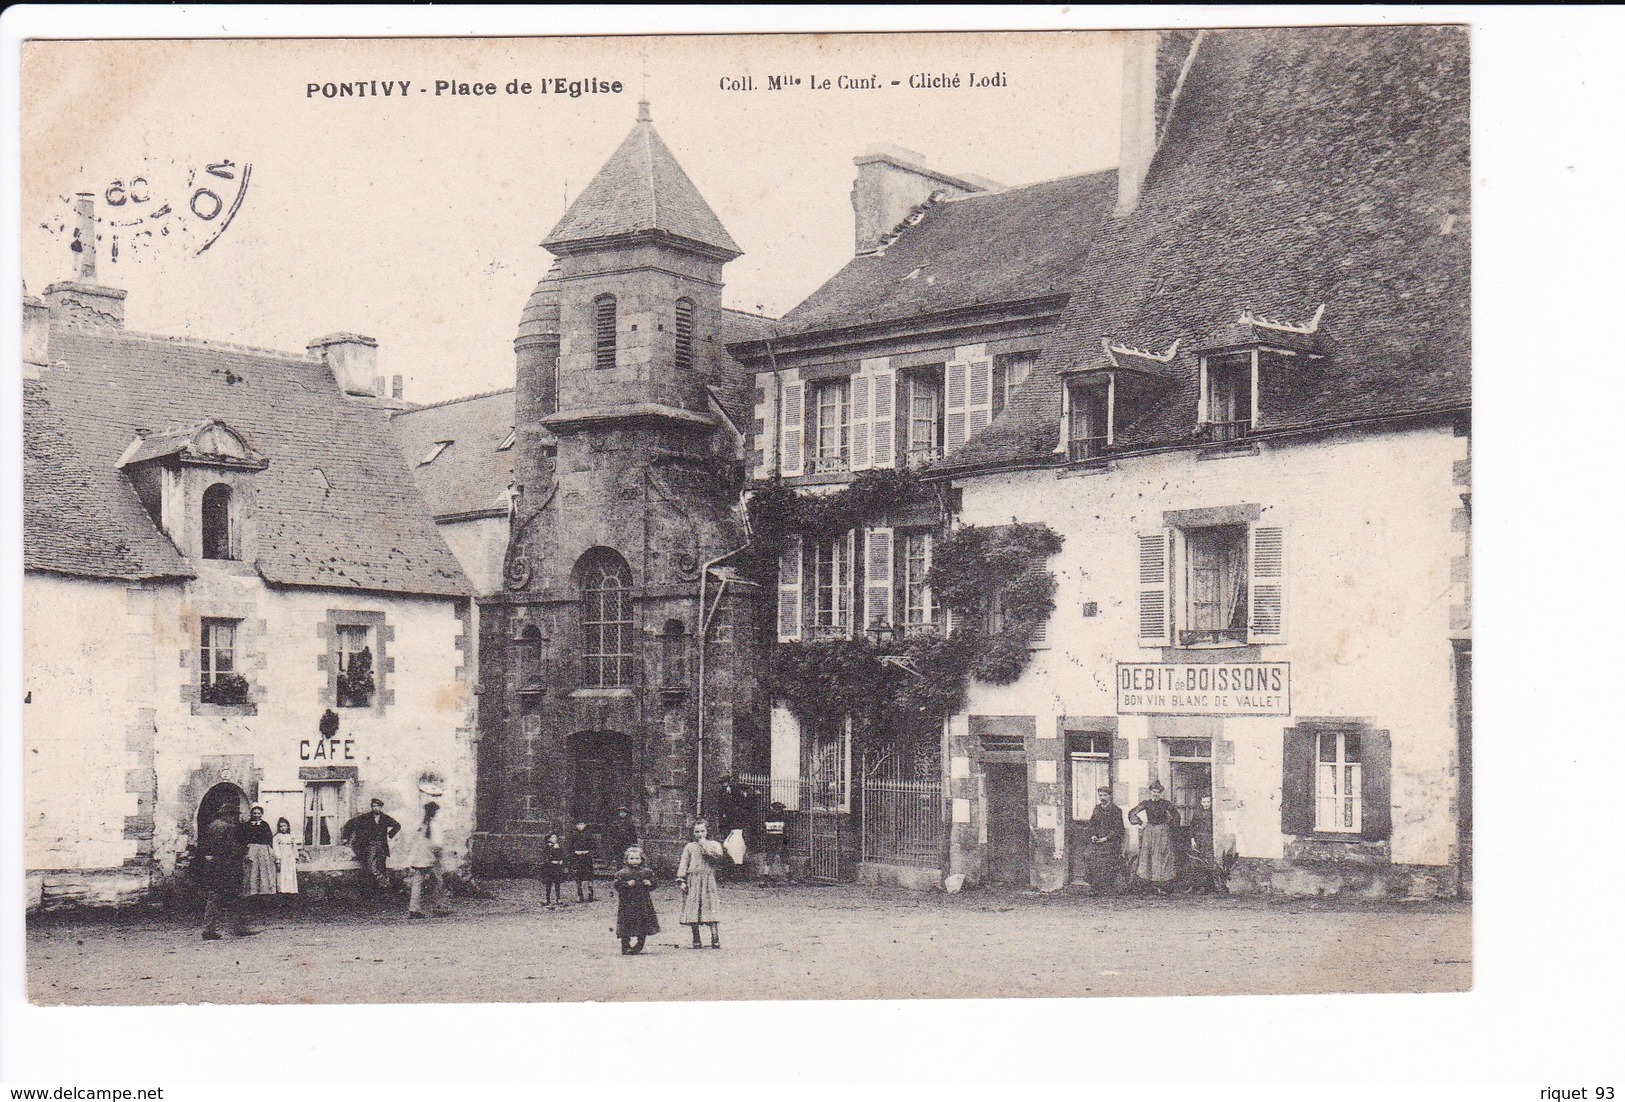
[198,803,254,939]
[1082,786,1127,895]
[340,798,402,890]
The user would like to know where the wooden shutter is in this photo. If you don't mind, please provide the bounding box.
[864,527,894,630]
[1136,531,1172,646]
[849,371,873,471]
[944,360,969,453]
[777,538,803,642]
[752,373,777,481]
[1360,728,1392,841]
[842,529,857,637]
[966,357,994,440]
[779,371,804,477]
[871,366,896,468]
[1247,525,1286,643]
[1280,726,1316,836]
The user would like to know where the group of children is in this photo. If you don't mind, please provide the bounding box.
[540,819,728,956]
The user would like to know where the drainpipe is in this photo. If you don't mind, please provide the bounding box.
[695,537,750,819]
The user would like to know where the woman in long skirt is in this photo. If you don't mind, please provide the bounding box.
[675,819,725,949]
[239,805,279,899]
[612,846,660,955]
[1127,781,1180,892]
[272,817,300,903]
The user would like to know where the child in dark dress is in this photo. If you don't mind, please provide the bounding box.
[541,832,568,906]
[568,821,596,903]
[613,846,660,955]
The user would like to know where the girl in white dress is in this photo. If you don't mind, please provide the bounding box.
[272,817,301,899]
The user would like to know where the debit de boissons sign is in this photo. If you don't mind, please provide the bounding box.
[1117,663,1290,716]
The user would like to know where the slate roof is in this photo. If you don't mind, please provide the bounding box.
[24,378,194,582]
[771,169,1118,340]
[390,388,518,519]
[27,326,471,596]
[952,25,1470,469]
[543,107,741,257]
[714,307,775,428]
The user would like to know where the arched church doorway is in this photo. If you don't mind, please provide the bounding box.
[197,781,248,837]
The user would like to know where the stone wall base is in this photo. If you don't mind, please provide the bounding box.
[28,867,156,912]
[1228,857,1460,900]
[857,862,942,892]
[474,831,686,876]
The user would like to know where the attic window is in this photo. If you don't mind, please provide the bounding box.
[201,483,238,560]
[497,429,516,452]
[1199,352,1255,443]
[1066,377,1113,462]
[419,440,454,467]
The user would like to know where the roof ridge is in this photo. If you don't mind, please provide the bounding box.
[941,165,1117,204]
[721,306,777,321]
[390,386,516,415]
[96,328,321,364]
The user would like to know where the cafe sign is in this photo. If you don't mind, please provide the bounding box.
[1117,662,1290,716]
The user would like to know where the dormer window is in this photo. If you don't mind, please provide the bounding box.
[993,350,1037,417]
[1199,352,1255,442]
[201,483,236,560]
[594,295,618,370]
[1066,376,1113,462]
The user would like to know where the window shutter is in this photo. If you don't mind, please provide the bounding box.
[944,359,969,452]
[1136,531,1172,646]
[871,367,896,468]
[1281,726,1316,836]
[843,529,857,637]
[920,530,935,625]
[753,373,777,481]
[777,539,803,642]
[1247,525,1286,643]
[780,371,804,477]
[1054,383,1071,455]
[864,527,893,630]
[966,357,994,440]
[849,371,873,471]
[1360,729,1392,841]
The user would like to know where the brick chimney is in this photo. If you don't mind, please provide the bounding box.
[307,332,380,397]
[1116,30,1203,217]
[850,145,999,254]
[22,286,49,380]
[44,194,127,330]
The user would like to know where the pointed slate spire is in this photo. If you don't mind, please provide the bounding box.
[543,103,741,258]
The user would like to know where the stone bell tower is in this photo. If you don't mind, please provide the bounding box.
[476,102,762,873]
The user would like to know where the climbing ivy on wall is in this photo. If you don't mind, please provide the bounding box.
[749,468,1062,744]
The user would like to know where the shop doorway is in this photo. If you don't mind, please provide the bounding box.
[1066,732,1114,884]
[196,782,248,839]
[569,731,636,838]
[1164,738,1214,852]
[984,762,1029,887]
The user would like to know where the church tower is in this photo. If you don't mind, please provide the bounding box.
[476,103,762,872]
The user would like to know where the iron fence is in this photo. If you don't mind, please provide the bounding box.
[859,768,944,870]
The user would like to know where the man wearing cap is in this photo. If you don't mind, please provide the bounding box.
[1082,786,1127,894]
[197,802,254,939]
[1128,780,1181,891]
[340,798,402,890]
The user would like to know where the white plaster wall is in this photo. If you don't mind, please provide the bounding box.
[23,574,152,871]
[24,567,477,887]
[955,423,1466,867]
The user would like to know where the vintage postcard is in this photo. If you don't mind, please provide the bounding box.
[18,21,1472,1016]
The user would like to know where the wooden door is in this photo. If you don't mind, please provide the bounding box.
[984,762,1029,887]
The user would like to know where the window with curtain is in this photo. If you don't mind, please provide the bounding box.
[905,369,944,465]
[1184,525,1248,644]
[303,781,346,846]
[811,537,850,638]
[810,379,850,473]
[199,618,247,705]
[1203,353,1253,441]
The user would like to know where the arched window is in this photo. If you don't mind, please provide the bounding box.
[660,618,687,689]
[516,624,544,693]
[674,298,695,371]
[578,549,634,688]
[593,294,617,370]
[201,483,235,560]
